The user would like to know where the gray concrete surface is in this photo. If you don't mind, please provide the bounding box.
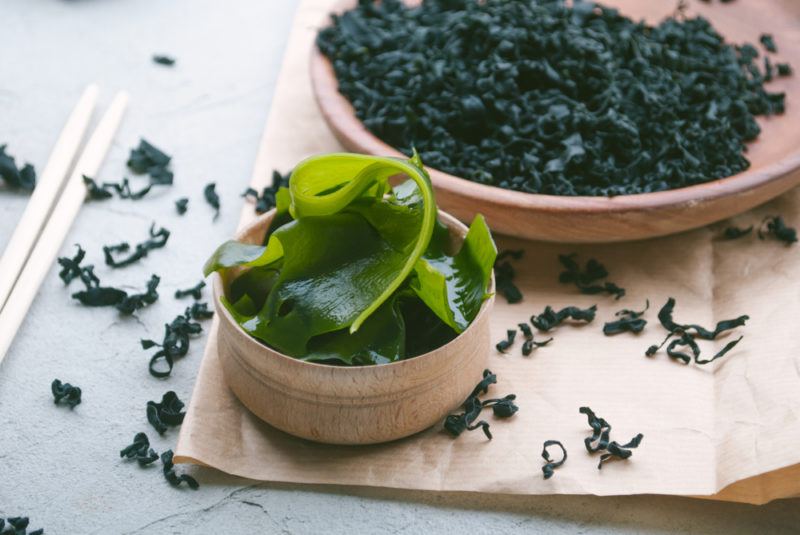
[0,0,798,533]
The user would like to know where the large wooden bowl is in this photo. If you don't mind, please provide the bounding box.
[213,209,494,445]
[311,0,800,242]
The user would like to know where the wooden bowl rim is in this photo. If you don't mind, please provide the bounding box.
[212,208,495,374]
[310,0,800,216]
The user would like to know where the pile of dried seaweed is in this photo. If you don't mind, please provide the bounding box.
[318,0,789,196]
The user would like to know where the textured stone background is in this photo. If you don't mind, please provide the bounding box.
[0,0,798,533]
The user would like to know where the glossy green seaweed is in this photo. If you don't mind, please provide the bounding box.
[204,153,496,365]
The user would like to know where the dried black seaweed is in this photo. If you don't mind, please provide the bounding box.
[579,406,643,469]
[720,225,753,240]
[127,139,173,185]
[517,322,552,355]
[175,197,189,215]
[541,440,567,479]
[559,254,625,299]
[83,175,153,201]
[645,298,748,364]
[758,216,797,245]
[242,169,290,214]
[495,329,516,353]
[187,301,214,320]
[760,33,777,53]
[603,300,648,335]
[147,391,186,435]
[317,1,785,196]
[204,182,220,221]
[1,516,43,535]
[57,244,89,285]
[143,306,209,378]
[175,280,205,300]
[120,432,159,466]
[0,144,36,191]
[153,55,176,66]
[161,449,199,489]
[444,370,516,440]
[72,273,160,315]
[531,305,596,332]
[103,224,170,268]
[51,379,81,408]
[777,63,792,77]
[494,249,524,304]
[116,275,161,315]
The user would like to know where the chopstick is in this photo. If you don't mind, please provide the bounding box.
[0,84,99,312]
[0,91,129,364]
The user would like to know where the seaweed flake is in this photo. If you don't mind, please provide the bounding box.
[558,254,625,299]
[758,216,797,245]
[444,370,516,440]
[51,379,81,408]
[518,322,552,355]
[175,280,205,300]
[603,300,649,335]
[0,144,36,191]
[541,440,567,479]
[120,432,159,466]
[204,182,220,221]
[777,63,792,77]
[721,225,753,240]
[127,139,173,185]
[242,169,290,214]
[161,449,199,489]
[579,407,643,469]
[760,33,777,53]
[495,329,516,353]
[115,274,160,315]
[103,223,170,268]
[175,197,189,215]
[531,305,596,332]
[57,244,89,285]
[144,306,209,378]
[153,55,176,66]
[494,249,524,304]
[147,391,186,435]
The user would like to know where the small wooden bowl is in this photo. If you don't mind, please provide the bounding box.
[311,0,800,243]
[213,209,494,445]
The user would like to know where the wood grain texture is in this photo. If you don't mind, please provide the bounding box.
[310,0,800,243]
[214,209,495,445]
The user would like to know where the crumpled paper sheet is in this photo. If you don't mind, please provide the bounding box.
[176,0,800,504]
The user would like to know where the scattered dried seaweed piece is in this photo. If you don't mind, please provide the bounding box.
[696,335,744,365]
[116,275,160,315]
[161,449,199,489]
[603,300,649,335]
[83,175,113,199]
[147,391,186,435]
[0,144,36,191]
[599,433,645,469]
[128,139,172,185]
[187,301,214,320]
[84,175,153,201]
[721,225,753,240]
[175,197,189,215]
[120,432,159,466]
[758,216,797,245]
[444,370,515,440]
[144,306,209,378]
[103,223,170,268]
[541,440,567,480]
[656,298,748,340]
[760,33,777,53]
[175,280,205,300]
[5,516,43,535]
[242,170,290,214]
[153,54,176,66]
[777,63,793,77]
[517,322,552,355]
[495,329,516,353]
[57,244,88,284]
[51,379,81,408]
[558,254,625,299]
[204,182,220,221]
[531,305,596,332]
[72,285,128,307]
[494,249,524,304]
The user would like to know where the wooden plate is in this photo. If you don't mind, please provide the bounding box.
[311,0,800,243]
[214,209,494,445]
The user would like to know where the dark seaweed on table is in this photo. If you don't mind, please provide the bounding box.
[1,516,43,535]
[777,63,792,77]
[147,391,186,435]
[152,55,176,66]
[444,370,516,440]
[51,379,82,408]
[0,144,36,191]
[531,305,596,332]
[116,274,160,315]
[541,440,567,479]
[57,244,90,285]
[558,254,625,299]
[103,223,170,268]
[204,182,220,221]
[161,449,199,489]
[721,225,753,240]
[495,329,516,353]
[187,301,214,320]
[243,169,290,214]
[72,273,160,315]
[603,300,648,336]
[760,33,777,53]
[143,305,210,378]
[317,0,785,196]
[517,322,552,355]
[127,139,173,185]
[580,406,643,469]
[175,197,189,215]
[83,175,153,201]
[120,432,159,466]
[758,216,797,245]
[174,280,205,300]
[494,249,524,304]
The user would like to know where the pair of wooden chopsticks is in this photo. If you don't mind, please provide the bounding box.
[0,85,129,363]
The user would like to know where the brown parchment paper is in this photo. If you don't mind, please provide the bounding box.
[175,0,800,504]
